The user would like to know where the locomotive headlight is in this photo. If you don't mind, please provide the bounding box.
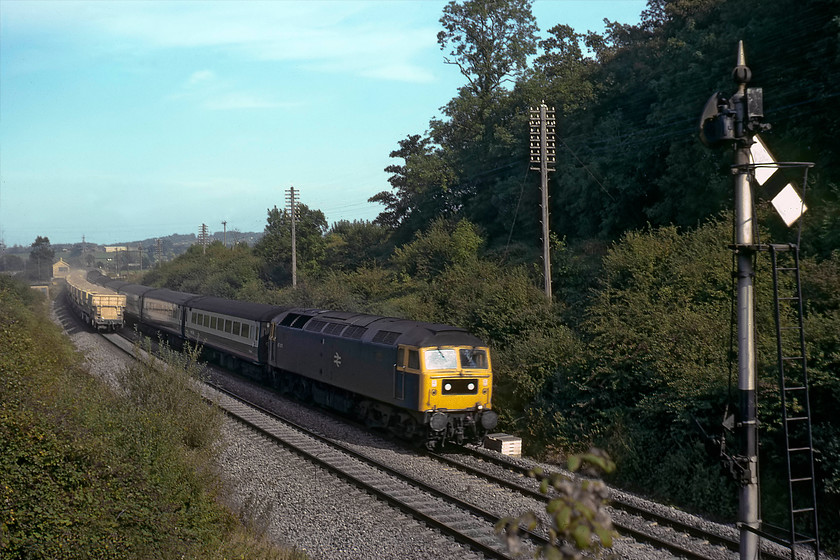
[444,383,452,391]
[467,382,475,391]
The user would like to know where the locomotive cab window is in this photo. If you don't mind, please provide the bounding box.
[459,348,488,369]
[408,350,420,370]
[424,348,458,371]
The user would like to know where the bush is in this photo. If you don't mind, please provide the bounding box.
[0,275,304,559]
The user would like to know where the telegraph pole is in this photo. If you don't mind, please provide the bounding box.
[285,186,298,288]
[530,102,556,301]
[155,238,163,267]
[222,220,227,248]
[199,223,209,255]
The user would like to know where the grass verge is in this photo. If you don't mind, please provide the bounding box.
[0,275,306,559]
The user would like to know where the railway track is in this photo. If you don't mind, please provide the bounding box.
[98,325,741,559]
[202,383,541,560]
[434,448,814,560]
[83,308,817,560]
[97,329,535,559]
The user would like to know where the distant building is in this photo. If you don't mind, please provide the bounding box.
[53,258,70,279]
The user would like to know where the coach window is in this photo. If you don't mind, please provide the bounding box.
[241,324,250,339]
[203,314,210,327]
[233,322,241,336]
[210,316,217,330]
[224,319,232,333]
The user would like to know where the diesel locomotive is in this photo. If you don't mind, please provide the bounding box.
[85,270,498,448]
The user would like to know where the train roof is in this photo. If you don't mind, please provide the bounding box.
[276,307,486,348]
[118,283,155,296]
[187,295,288,322]
[142,288,198,305]
[86,270,107,284]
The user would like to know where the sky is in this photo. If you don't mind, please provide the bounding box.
[0,0,647,247]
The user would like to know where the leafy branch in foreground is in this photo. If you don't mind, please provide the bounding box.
[496,449,617,559]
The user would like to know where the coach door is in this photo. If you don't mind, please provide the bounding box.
[268,322,277,363]
[395,347,406,401]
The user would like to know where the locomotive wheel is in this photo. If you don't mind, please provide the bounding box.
[292,379,311,402]
[399,415,419,440]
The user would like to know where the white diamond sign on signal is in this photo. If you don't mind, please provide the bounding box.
[750,135,807,226]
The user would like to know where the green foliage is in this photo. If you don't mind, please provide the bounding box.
[142,241,264,299]
[562,218,743,511]
[437,0,538,100]
[253,204,328,285]
[369,134,460,239]
[391,218,483,280]
[27,236,55,281]
[497,449,617,559]
[0,275,304,559]
[323,220,391,271]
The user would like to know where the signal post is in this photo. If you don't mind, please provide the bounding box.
[700,41,765,560]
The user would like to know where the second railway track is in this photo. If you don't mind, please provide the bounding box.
[59,294,823,560]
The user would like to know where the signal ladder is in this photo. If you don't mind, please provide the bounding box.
[764,243,820,559]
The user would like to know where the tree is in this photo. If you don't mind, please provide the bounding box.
[391,218,483,280]
[0,253,24,272]
[437,0,538,102]
[324,220,391,271]
[254,204,328,285]
[28,236,54,281]
[369,134,458,241]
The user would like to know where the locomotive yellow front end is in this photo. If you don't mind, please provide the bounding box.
[412,345,498,448]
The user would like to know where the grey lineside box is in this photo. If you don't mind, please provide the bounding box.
[483,433,522,457]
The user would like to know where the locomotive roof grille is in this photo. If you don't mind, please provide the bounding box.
[372,330,401,345]
[342,325,367,339]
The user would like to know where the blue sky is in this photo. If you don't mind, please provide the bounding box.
[0,0,646,247]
